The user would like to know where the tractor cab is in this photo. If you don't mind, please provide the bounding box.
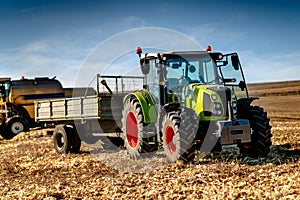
[137,47,248,107]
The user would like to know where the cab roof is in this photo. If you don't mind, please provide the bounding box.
[140,51,222,60]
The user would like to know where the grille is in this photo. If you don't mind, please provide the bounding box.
[208,86,231,117]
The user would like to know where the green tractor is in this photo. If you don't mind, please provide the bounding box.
[121,46,272,163]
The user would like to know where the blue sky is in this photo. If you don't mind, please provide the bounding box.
[0,0,299,86]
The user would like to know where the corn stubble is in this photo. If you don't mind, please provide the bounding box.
[0,119,299,199]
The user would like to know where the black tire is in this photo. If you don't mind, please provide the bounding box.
[161,111,197,163]
[0,116,29,139]
[69,125,82,153]
[239,106,272,157]
[0,124,7,139]
[53,125,81,154]
[121,98,156,159]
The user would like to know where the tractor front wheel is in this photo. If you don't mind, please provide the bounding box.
[239,106,272,157]
[161,111,196,163]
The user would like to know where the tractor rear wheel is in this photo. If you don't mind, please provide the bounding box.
[122,98,156,159]
[239,106,272,157]
[161,111,196,163]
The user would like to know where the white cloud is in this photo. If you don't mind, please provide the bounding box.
[75,27,202,86]
[1,25,296,91]
[0,39,83,87]
[121,16,146,28]
[175,24,299,83]
[175,23,245,49]
[239,51,300,83]
[20,8,34,13]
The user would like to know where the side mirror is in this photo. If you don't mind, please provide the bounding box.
[231,55,240,70]
[141,64,150,74]
[140,58,150,74]
[238,81,246,91]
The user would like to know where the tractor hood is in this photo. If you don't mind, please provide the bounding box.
[184,83,236,121]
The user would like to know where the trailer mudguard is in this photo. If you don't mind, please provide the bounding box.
[123,89,157,124]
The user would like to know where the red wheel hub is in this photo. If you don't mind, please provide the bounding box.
[166,126,176,155]
[243,144,252,149]
[126,112,138,148]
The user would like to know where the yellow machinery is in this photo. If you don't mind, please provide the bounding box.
[0,76,95,139]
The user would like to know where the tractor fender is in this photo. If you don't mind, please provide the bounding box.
[123,89,157,124]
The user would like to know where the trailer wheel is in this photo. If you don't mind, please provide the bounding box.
[161,111,196,163]
[0,116,29,139]
[69,125,82,153]
[239,106,272,157]
[53,125,81,154]
[122,98,155,159]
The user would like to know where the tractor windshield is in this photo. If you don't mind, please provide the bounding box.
[165,54,222,89]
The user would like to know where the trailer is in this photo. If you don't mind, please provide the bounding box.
[35,75,145,153]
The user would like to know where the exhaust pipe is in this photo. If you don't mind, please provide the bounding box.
[100,80,113,94]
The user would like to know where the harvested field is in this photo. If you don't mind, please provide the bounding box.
[0,80,300,199]
[249,80,300,120]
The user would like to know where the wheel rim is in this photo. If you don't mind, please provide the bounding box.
[126,112,138,148]
[11,121,24,134]
[243,144,252,149]
[166,126,176,155]
[55,132,65,150]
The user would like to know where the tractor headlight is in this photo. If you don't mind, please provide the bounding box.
[214,103,221,109]
[203,92,223,117]
[211,94,218,101]
[232,101,237,115]
[214,102,223,116]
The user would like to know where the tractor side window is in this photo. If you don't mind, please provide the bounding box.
[167,62,185,79]
[203,61,216,84]
[166,60,186,88]
[147,59,160,98]
[220,57,244,84]
[219,54,248,99]
[187,61,199,82]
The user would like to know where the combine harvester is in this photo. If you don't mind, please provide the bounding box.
[35,46,272,162]
[0,76,95,139]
